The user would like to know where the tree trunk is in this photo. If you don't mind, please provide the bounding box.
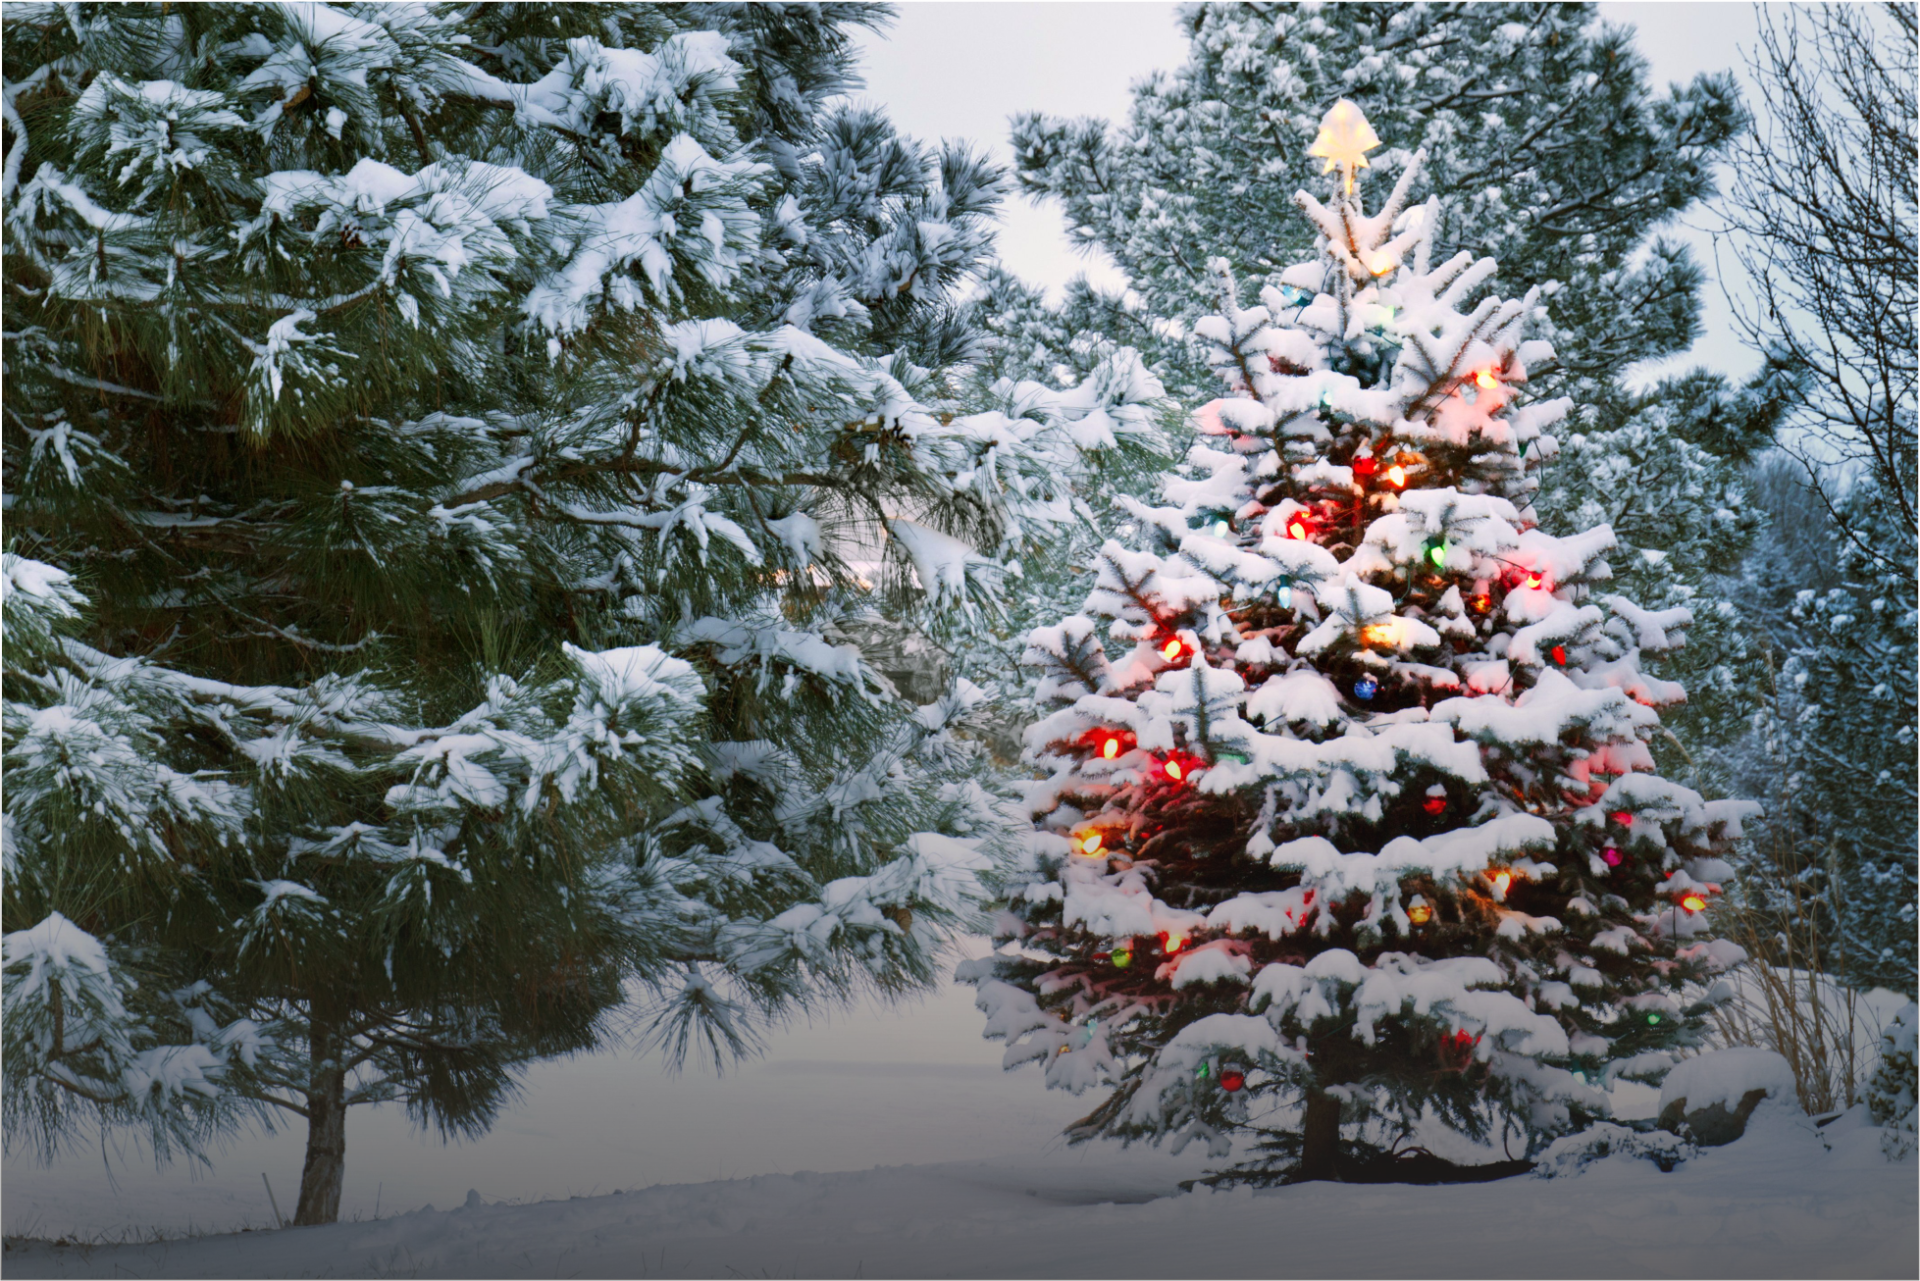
[293,1023,348,1225]
[1297,1088,1343,1182]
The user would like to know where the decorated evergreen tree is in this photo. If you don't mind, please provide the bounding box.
[0,2,1145,1222]
[966,103,1753,1183]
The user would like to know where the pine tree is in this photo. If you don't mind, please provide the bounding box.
[982,2,1769,781]
[1730,467,1918,998]
[965,103,1753,1184]
[1,2,1139,1222]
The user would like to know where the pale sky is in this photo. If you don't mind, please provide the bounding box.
[852,1,1768,384]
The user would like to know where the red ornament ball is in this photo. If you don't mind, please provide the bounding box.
[1422,796,1447,816]
[1219,1070,1246,1092]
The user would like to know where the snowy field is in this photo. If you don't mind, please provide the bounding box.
[5,1106,1913,1280]
[7,957,1914,1278]
[5,965,1913,1280]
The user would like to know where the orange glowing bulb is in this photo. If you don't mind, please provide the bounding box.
[1165,760,1184,782]
[1386,464,1406,487]
[1474,369,1499,390]
[1287,518,1309,540]
[1080,832,1104,855]
[1162,638,1182,661]
[1408,903,1433,926]
[1526,574,1544,589]
[1102,737,1120,760]
[1681,894,1707,913]
[1492,871,1512,895]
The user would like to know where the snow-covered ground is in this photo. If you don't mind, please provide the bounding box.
[6,952,1911,1277]
[6,1105,1912,1279]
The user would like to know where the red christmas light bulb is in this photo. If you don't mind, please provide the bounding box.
[1352,455,1377,478]
[1681,893,1708,913]
[1473,369,1499,390]
[1551,645,1568,666]
[1101,736,1121,760]
[1287,517,1310,541]
[1161,637,1183,661]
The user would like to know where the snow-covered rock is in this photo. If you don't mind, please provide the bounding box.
[1657,1047,1798,1145]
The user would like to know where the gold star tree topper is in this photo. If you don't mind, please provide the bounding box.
[1308,99,1380,195]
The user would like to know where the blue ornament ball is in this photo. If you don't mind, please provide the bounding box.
[1352,675,1379,701]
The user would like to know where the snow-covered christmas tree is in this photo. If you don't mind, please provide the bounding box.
[966,101,1754,1183]
[0,2,1154,1223]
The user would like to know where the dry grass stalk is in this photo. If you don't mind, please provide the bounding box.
[1712,831,1881,1114]
[1713,957,1867,1115]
